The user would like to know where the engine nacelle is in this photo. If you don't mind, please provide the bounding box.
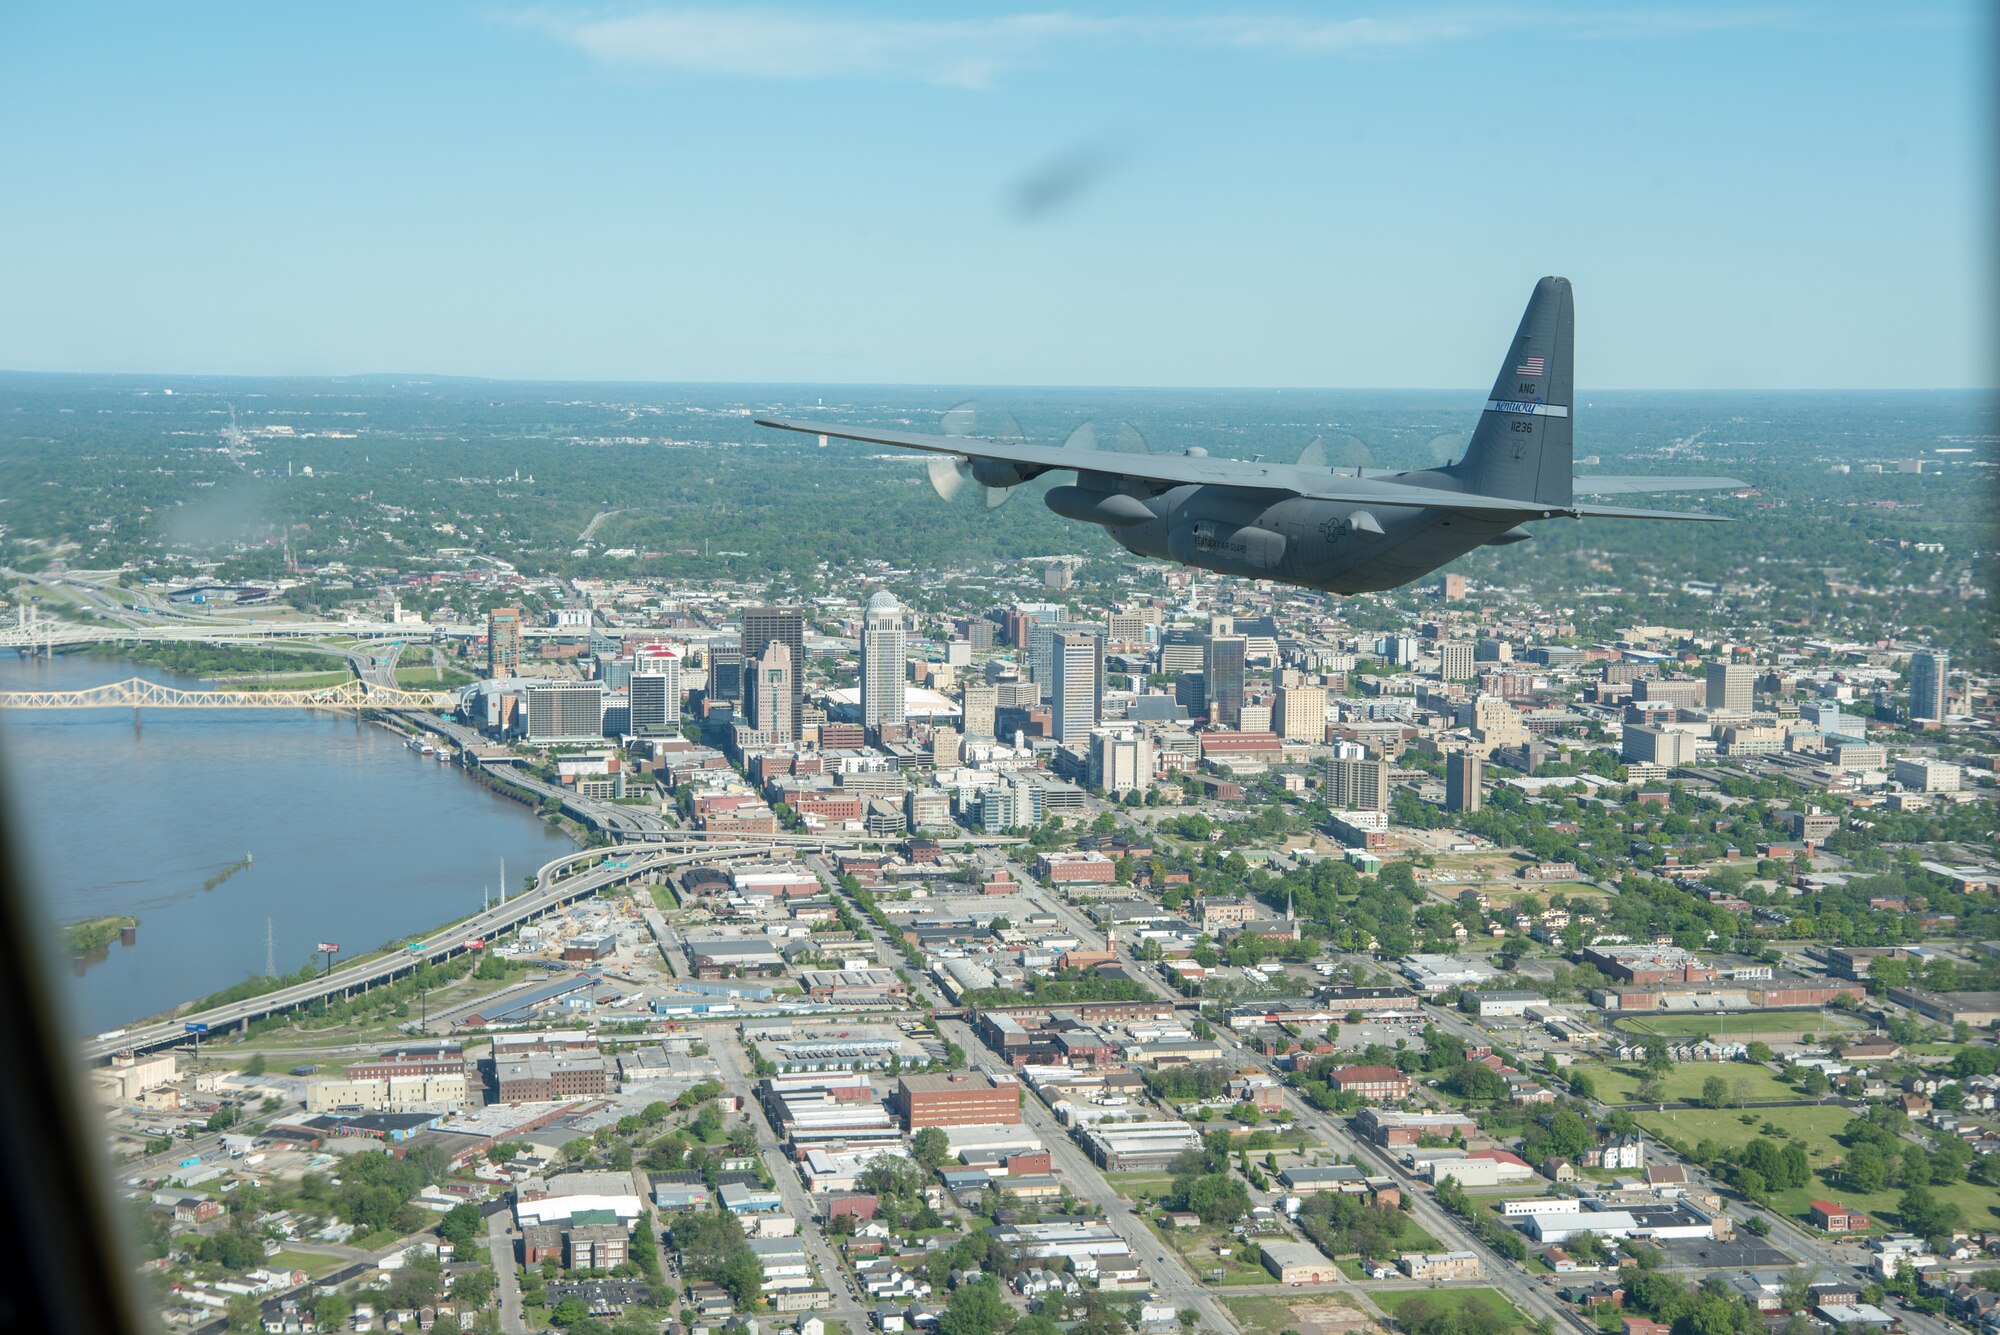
[1043,486,1156,529]
[1168,520,1288,578]
[969,458,1046,490]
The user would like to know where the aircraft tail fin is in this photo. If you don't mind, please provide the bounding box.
[1455,276,1574,507]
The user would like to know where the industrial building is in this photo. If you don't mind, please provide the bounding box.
[895,1071,1021,1129]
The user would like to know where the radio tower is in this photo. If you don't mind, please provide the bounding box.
[264,917,276,977]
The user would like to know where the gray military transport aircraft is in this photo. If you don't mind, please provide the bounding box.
[758,277,1743,595]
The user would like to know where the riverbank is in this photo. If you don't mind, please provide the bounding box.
[364,714,593,855]
[1,653,578,1033]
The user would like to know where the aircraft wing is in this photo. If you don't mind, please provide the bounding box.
[755,417,1558,516]
[1571,502,1731,522]
[1573,475,1746,495]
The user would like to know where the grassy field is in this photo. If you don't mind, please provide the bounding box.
[1373,1286,1530,1332]
[1568,1060,1801,1105]
[1632,1105,2000,1233]
[1106,1171,1178,1202]
[1632,1103,1853,1155]
[228,670,354,690]
[268,1250,347,1278]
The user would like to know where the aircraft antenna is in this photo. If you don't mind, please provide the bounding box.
[265,917,276,977]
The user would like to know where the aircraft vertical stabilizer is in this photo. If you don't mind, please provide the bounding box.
[1456,275,1574,507]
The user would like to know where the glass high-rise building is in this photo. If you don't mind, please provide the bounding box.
[487,607,522,678]
[1911,649,1948,722]
[742,606,804,734]
[1205,634,1247,727]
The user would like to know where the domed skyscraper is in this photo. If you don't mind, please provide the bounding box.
[860,589,908,733]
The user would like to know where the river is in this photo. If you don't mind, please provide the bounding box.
[0,654,575,1035]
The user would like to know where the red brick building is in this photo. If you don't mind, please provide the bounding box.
[1808,1200,1870,1233]
[896,1071,1021,1129]
[1328,1065,1411,1102]
[1035,851,1117,884]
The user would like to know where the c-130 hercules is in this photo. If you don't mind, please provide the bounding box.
[759,278,1743,595]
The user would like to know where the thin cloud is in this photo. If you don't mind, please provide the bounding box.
[531,10,1109,89]
[525,7,1857,87]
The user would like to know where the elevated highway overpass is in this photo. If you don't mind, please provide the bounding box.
[82,840,792,1064]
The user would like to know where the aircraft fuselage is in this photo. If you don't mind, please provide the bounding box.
[1096,483,1527,595]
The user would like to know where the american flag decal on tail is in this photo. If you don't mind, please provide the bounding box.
[1514,355,1545,378]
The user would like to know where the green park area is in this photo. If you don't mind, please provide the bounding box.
[1567,1060,1801,1106]
[1632,1105,2000,1233]
[1372,1286,1532,1333]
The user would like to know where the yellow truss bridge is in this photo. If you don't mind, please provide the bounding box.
[0,676,459,711]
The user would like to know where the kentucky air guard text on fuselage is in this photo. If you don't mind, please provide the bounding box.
[758,278,1742,596]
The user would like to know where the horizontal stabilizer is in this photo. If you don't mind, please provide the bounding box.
[1574,475,1746,495]
[1572,502,1732,522]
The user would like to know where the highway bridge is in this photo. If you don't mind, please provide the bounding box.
[1,613,629,652]
[0,676,461,711]
[80,841,789,1064]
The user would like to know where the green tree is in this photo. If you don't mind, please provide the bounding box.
[439,1201,482,1250]
[940,1277,1012,1335]
[453,1268,496,1310]
[242,1053,267,1077]
[911,1126,952,1172]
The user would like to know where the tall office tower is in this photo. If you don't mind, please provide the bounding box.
[486,607,522,678]
[960,684,998,741]
[1445,750,1483,813]
[708,641,744,704]
[1705,661,1756,712]
[1438,641,1475,682]
[629,669,681,737]
[742,607,805,735]
[1088,728,1152,795]
[1204,635,1247,727]
[524,681,606,744]
[1049,629,1103,746]
[1029,620,1096,701]
[1325,755,1390,812]
[859,589,909,732]
[1274,683,1328,743]
[1910,649,1949,722]
[749,640,795,743]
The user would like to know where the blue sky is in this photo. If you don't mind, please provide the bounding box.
[0,3,1988,387]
